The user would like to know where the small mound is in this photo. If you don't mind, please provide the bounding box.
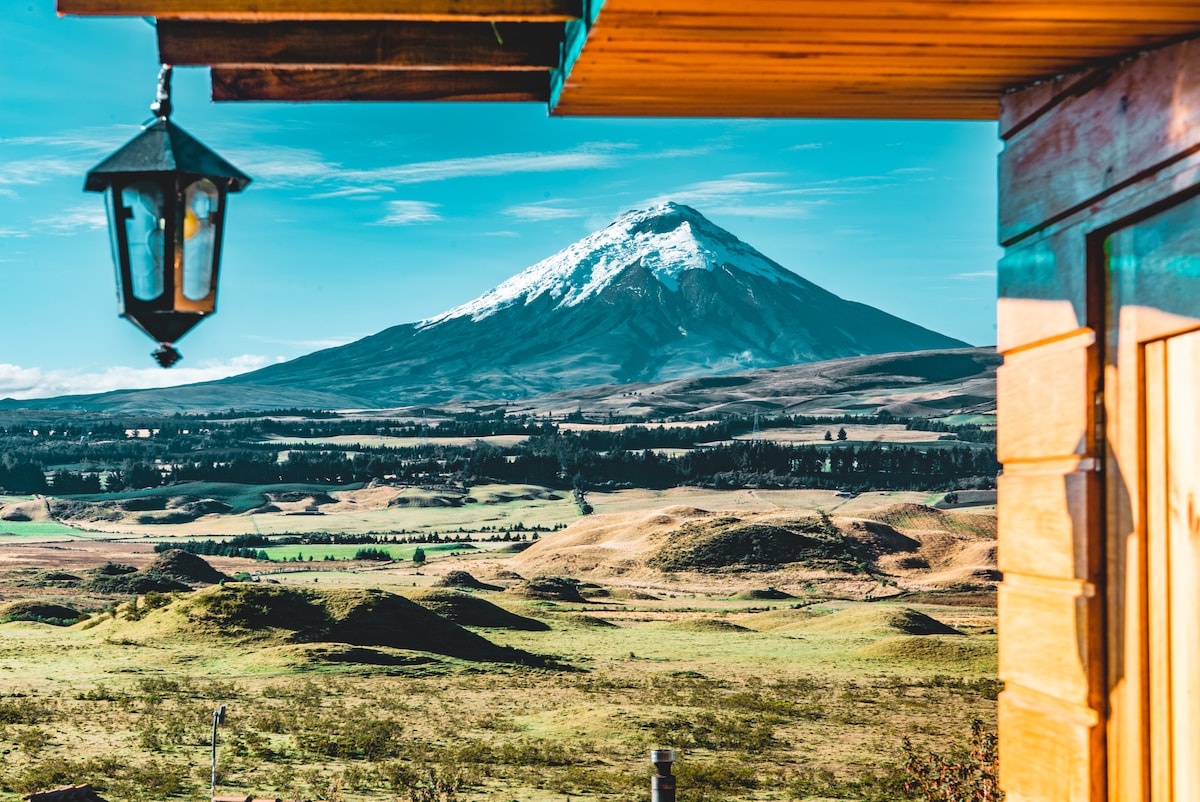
[0,601,83,626]
[0,510,31,521]
[408,589,549,631]
[734,587,795,600]
[548,612,617,628]
[666,618,750,633]
[120,497,167,512]
[85,572,191,594]
[506,576,587,602]
[159,584,535,663]
[859,635,995,666]
[263,643,442,669]
[491,570,524,581]
[608,588,660,601]
[737,607,820,631]
[435,570,501,591]
[388,494,463,508]
[96,562,137,576]
[145,550,228,584]
[788,606,962,637]
[649,517,853,571]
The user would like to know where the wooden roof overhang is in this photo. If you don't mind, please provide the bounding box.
[57,1,1200,120]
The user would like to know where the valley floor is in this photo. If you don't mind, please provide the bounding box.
[0,488,998,802]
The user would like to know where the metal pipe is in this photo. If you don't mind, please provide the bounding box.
[650,749,676,802]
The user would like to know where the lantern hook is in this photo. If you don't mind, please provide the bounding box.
[149,64,173,122]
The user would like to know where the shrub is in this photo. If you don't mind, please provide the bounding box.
[902,719,1002,801]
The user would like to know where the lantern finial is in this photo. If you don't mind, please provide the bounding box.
[150,64,172,121]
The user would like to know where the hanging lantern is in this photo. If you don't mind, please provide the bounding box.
[85,65,251,368]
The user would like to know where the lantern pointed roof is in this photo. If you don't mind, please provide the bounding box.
[84,118,251,193]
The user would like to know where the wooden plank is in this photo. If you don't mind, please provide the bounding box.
[1000,581,1102,707]
[590,13,1200,39]
[551,96,999,119]
[1162,329,1200,800]
[211,67,550,101]
[999,38,1200,244]
[58,0,581,21]
[998,470,1098,580]
[997,229,1088,352]
[1144,339,1171,802]
[562,54,1115,76]
[997,331,1095,463]
[597,0,1200,23]
[998,688,1105,802]
[158,20,563,70]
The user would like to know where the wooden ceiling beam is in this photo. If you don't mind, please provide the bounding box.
[598,1,1200,24]
[58,0,582,22]
[158,20,563,70]
[211,67,551,101]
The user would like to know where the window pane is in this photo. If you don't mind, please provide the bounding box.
[182,178,219,302]
[120,181,166,301]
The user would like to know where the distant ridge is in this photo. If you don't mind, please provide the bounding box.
[2,203,973,412]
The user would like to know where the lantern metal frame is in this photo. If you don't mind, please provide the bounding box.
[85,65,250,367]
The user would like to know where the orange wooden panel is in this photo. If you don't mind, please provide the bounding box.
[999,581,1101,707]
[996,332,1095,463]
[999,689,1104,802]
[998,470,1098,581]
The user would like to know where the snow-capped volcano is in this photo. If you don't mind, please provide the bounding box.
[213,203,970,406]
[420,202,795,328]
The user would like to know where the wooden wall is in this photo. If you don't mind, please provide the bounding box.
[998,36,1200,802]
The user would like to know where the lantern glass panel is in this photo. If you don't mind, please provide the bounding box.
[182,178,220,301]
[104,189,122,295]
[121,181,167,301]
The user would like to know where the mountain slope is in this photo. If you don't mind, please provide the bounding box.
[222,202,968,406]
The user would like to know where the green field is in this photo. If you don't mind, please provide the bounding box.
[0,519,94,539]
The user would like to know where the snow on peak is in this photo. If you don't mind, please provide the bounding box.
[419,202,799,329]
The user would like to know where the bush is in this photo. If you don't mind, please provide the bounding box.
[902,719,1002,801]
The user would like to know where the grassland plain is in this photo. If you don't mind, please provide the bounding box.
[0,488,998,802]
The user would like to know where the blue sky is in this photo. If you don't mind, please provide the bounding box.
[0,2,1001,400]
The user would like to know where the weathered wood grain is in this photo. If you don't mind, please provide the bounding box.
[997,331,1095,463]
[998,689,1105,802]
[999,580,1101,707]
[159,20,563,70]
[59,0,581,21]
[211,67,550,101]
[998,470,1098,580]
[999,39,1200,244]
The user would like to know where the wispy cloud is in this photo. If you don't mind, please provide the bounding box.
[787,142,825,151]
[0,226,30,239]
[35,204,107,235]
[374,200,442,226]
[504,201,586,222]
[0,156,89,188]
[304,186,393,201]
[0,355,278,401]
[950,270,997,280]
[363,149,619,185]
[648,174,825,220]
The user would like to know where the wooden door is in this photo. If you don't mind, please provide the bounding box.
[1145,329,1200,801]
[1103,194,1200,802]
